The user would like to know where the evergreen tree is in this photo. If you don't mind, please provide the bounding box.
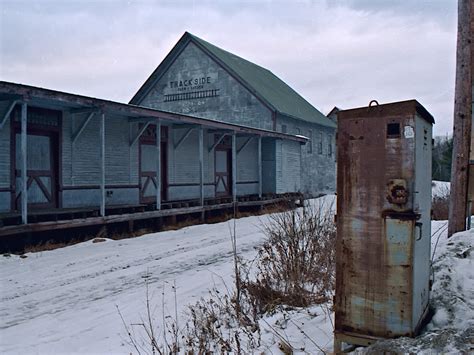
[432,135,453,181]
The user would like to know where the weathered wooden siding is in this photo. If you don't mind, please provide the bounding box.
[0,101,11,212]
[262,138,276,194]
[62,113,139,208]
[139,42,274,130]
[276,139,301,194]
[167,127,206,200]
[236,136,259,196]
[277,114,336,196]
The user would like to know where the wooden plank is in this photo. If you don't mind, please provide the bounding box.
[0,82,309,143]
[258,136,262,198]
[100,112,105,217]
[449,0,473,236]
[21,102,27,224]
[174,127,195,149]
[72,111,95,144]
[130,121,150,146]
[0,100,18,130]
[237,136,253,154]
[208,133,226,152]
[156,119,161,210]
[232,132,237,203]
[0,196,296,237]
[199,126,204,206]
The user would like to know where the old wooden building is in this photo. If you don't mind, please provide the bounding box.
[0,33,335,244]
[130,32,336,197]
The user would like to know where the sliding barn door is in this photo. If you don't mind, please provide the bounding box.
[12,107,60,210]
[139,125,167,204]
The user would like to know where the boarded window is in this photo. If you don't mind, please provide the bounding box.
[308,130,313,153]
[318,132,323,154]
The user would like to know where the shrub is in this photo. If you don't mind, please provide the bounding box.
[244,199,336,312]
[432,183,450,220]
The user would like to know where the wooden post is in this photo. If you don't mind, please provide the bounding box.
[100,112,105,217]
[232,132,237,203]
[156,120,161,210]
[258,135,262,199]
[199,126,204,206]
[449,0,472,236]
[20,102,27,224]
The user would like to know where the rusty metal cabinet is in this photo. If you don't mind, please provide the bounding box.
[334,100,434,350]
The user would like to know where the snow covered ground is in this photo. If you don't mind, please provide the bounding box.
[0,195,472,354]
[432,180,450,197]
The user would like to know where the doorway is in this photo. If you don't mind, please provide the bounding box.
[214,136,232,197]
[12,107,61,211]
[139,124,167,204]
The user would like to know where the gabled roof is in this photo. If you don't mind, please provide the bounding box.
[326,106,340,117]
[130,32,336,129]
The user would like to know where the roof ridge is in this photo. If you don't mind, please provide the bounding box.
[187,32,272,73]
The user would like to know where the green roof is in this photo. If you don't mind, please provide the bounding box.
[131,32,336,129]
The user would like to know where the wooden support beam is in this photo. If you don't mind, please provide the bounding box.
[127,116,155,123]
[21,102,28,224]
[207,128,232,134]
[199,127,204,206]
[100,112,106,217]
[449,0,473,236]
[69,107,99,115]
[208,133,227,152]
[130,121,151,146]
[258,136,262,198]
[172,123,198,128]
[174,127,195,149]
[232,132,237,203]
[0,100,18,130]
[72,111,95,144]
[156,120,161,210]
[237,136,253,154]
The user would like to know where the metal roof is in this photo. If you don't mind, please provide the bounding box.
[0,81,308,143]
[130,32,336,129]
[337,99,435,124]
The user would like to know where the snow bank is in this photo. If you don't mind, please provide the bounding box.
[360,225,473,354]
[1,195,471,354]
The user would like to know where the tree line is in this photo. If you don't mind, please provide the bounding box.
[432,135,453,182]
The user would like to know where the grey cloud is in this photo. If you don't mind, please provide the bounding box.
[0,0,457,135]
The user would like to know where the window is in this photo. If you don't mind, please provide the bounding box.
[387,123,400,138]
[318,132,323,154]
[307,130,313,153]
[295,127,301,135]
[281,124,287,133]
[328,135,333,156]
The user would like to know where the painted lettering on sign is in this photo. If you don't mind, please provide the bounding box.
[169,77,211,89]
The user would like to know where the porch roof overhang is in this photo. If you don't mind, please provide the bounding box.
[0,81,308,143]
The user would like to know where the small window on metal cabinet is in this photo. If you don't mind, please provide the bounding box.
[387,123,401,138]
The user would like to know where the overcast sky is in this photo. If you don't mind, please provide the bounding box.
[0,0,457,136]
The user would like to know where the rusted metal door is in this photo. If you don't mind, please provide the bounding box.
[12,107,60,211]
[215,147,232,197]
[139,125,167,204]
